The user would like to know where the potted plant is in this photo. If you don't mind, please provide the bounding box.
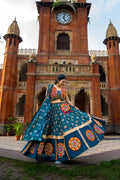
[6,123,12,136]
[6,117,16,136]
[13,122,24,141]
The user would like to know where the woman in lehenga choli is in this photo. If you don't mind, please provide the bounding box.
[21,74,105,164]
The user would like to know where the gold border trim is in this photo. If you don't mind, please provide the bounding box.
[21,141,32,154]
[42,115,92,140]
[77,129,90,149]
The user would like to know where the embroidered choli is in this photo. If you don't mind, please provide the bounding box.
[50,86,66,101]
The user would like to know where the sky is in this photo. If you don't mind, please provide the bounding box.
[0,0,120,64]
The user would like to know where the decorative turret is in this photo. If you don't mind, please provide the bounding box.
[103,21,120,55]
[103,21,120,126]
[106,20,118,38]
[103,21,120,45]
[0,19,23,133]
[4,18,22,43]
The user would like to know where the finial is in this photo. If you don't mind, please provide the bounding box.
[14,17,16,22]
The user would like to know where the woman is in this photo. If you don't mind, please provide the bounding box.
[21,74,105,164]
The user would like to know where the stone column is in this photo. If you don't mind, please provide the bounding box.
[24,61,36,123]
[90,96,93,114]
[91,63,101,117]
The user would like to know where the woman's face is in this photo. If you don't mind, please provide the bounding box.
[58,79,66,87]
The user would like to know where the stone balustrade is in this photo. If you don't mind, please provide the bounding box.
[18,82,26,89]
[36,64,91,75]
[18,49,37,55]
[102,116,109,123]
[18,48,108,56]
[15,116,24,123]
[89,50,108,56]
[100,82,108,89]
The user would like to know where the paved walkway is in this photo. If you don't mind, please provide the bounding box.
[0,136,120,166]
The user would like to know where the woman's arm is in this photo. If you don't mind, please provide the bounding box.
[65,94,79,110]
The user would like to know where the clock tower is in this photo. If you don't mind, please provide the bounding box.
[36,0,91,65]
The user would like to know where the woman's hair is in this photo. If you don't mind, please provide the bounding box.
[55,74,66,84]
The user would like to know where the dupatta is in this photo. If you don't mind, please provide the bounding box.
[23,84,53,142]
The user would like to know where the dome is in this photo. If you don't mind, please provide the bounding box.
[7,18,20,36]
[106,21,118,38]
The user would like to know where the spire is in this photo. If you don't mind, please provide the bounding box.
[106,21,118,38]
[7,18,20,36]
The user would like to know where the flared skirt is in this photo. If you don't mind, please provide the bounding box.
[21,102,105,161]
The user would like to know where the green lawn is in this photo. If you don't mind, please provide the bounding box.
[0,156,120,180]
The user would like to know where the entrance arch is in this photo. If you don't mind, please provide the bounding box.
[15,95,26,116]
[75,88,90,113]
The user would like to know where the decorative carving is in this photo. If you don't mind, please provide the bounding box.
[29,53,37,63]
[90,54,97,64]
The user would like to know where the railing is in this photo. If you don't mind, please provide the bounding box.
[15,116,24,123]
[36,64,91,75]
[102,116,109,123]
[89,50,108,56]
[100,82,108,89]
[18,48,108,57]
[18,49,37,55]
[18,82,26,89]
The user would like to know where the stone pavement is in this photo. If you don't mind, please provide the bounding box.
[0,136,120,166]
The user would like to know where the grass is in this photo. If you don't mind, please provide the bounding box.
[0,156,120,180]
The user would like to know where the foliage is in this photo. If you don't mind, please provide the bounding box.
[5,117,17,133]
[52,1,66,8]
[6,123,12,133]
[0,157,120,180]
[12,121,24,135]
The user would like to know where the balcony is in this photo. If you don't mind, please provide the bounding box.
[36,64,92,76]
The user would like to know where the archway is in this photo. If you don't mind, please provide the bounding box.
[75,89,90,113]
[37,87,46,108]
[15,95,26,116]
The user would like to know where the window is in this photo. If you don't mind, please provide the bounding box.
[99,65,106,82]
[9,39,12,46]
[14,40,16,47]
[19,64,28,81]
[109,42,111,49]
[113,41,116,48]
[57,33,70,50]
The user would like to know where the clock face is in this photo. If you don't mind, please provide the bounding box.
[56,11,72,25]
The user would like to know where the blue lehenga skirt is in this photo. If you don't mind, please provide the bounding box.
[21,102,105,161]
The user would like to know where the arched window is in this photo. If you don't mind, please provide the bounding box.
[9,39,12,46]
[57,33,70,50]
[113,41,116,48]
[19,64,28,81]
[99,65,106,82]
[75,88,90,113]
[14,40,16,47]
[109,42,111,49]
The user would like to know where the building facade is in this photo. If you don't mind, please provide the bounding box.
[0,0,120,134]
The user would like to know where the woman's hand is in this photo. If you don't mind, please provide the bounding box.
[73,106,79,110]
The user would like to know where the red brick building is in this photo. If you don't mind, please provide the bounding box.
[0,0,120,134]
